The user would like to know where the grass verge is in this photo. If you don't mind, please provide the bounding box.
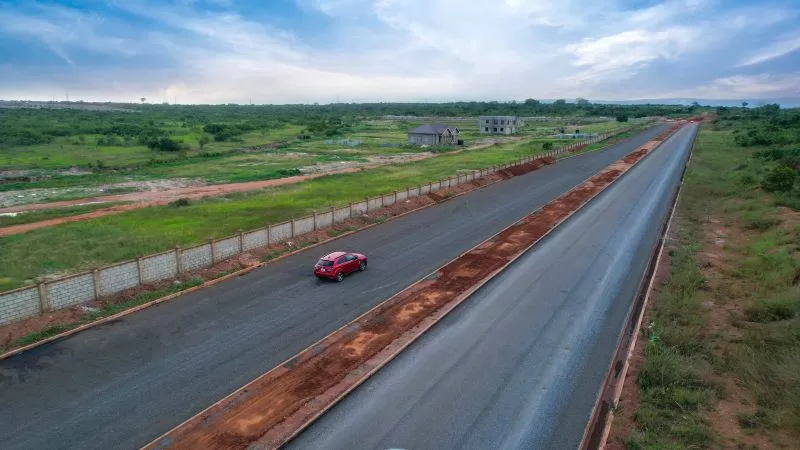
[621,125,799,449]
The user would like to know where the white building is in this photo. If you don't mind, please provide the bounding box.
[479,116,520,135]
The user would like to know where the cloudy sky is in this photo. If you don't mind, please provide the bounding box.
[0,0,798,104]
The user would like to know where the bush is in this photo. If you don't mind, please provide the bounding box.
[542,142,553,151]
[754,147,787,161]
[146,137,183,152]
[743,216,779,231]
[203,123,227,134]
[213,129,241,142]
[761,166,797,192]
[168,198,191,208]
[276,168,301,177]
[745,297,797,323]
[739,174,756,186]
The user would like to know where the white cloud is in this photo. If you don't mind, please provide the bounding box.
[1,0,798,103]
[625,0,712,27]
[737,34,800,67]
[665,73,800,99]
[563,27,701,84]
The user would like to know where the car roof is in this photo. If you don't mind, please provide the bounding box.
[321,251,348,261]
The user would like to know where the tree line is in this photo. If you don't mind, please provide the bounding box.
[0,100,717,149]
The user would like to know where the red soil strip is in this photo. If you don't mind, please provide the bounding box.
[569,143,589,153]
[1,171,360,215]
[0,203,148,236]
[497,156,555,178]
[142,144,661,450]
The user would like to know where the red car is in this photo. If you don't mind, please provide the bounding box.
[314,251,368,282]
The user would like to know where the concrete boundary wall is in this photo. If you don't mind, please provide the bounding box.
[367,197,381,212]
[183,244,212,273]
[294,217,315,237]
[0,127,633,326]
[141,251,179,283]
[318,211,334,230]
[243,229,268,252]
[270,222,292,243]
[215,236,241,262]
[351,201,368,216]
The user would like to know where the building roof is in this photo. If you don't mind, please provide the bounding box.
[408,123,459,135]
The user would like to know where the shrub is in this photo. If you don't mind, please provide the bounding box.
[542,142,553,151]
[761,166,797,192]
[169,198,191,208]
[744,216,779,231]
[745,297,797,323]
[276,168,301,177]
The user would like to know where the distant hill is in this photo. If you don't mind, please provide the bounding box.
[548,98,800,108]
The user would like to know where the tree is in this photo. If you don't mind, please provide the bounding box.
[742,101,749,108]
[140,97,146,104]
[576,98,590,106]
[616,114,629,122]
[524,98,540,105]
[553,99,567,106]
[197,134,210,150]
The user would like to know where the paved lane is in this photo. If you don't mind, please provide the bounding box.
[287,124,698,450]
[0,125,669,450]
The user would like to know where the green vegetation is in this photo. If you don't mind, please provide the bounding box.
[624,105,800,448]
[0,133,605,290]
[0,102,681,171]
[1,105,644,195]
[0,202,129,226]
[11,324,73,348]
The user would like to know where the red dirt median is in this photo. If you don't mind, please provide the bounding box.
[142,136,675,450]
[497,156,555,178]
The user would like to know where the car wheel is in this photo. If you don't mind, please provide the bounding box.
[359,261,367,272]
[335,271,344,282]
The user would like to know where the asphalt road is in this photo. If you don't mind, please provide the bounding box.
[287,124,698,450]
[0,124,669,450]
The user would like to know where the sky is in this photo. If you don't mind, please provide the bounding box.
[0,0,798,105]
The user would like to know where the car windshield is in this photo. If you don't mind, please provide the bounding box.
[317,259,333,266]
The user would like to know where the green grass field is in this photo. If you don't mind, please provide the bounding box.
[0,125,305,170]
[0,132,593,290]
[622,126,800,448]
[1,118,630,199]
